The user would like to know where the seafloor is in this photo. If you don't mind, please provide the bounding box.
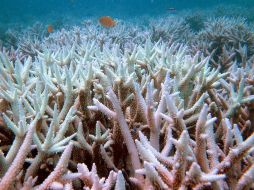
[0,5,254,190]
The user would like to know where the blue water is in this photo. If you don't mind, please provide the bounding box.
[1,0,254,24]
[1,0,254,45]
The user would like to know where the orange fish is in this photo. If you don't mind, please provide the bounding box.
[99,16,116,28]
[47,25,53,33]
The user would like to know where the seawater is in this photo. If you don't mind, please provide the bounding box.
[1,0,254,25]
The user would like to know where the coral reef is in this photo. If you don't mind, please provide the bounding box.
[0,12,254,190]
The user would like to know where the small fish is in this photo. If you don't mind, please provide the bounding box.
[47,25,53,33]
[99,16,116,28]
[167,7,176,12]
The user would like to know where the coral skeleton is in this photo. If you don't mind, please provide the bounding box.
[0,14,254,190]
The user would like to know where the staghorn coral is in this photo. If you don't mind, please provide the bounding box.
[0,15,254,190]
[193,17,254,71]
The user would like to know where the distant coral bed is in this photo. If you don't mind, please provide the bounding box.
[1,6,254,190]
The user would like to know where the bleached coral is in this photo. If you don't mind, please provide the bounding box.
[0,15,254,190]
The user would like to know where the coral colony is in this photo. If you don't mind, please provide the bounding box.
[1,13,254,190]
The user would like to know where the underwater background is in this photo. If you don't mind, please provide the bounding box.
[1,0,254,50]
[0,0,254,48]
[1,0,254,27]
[2,0,254,189]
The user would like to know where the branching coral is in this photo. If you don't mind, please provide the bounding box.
[0,15,254,190]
